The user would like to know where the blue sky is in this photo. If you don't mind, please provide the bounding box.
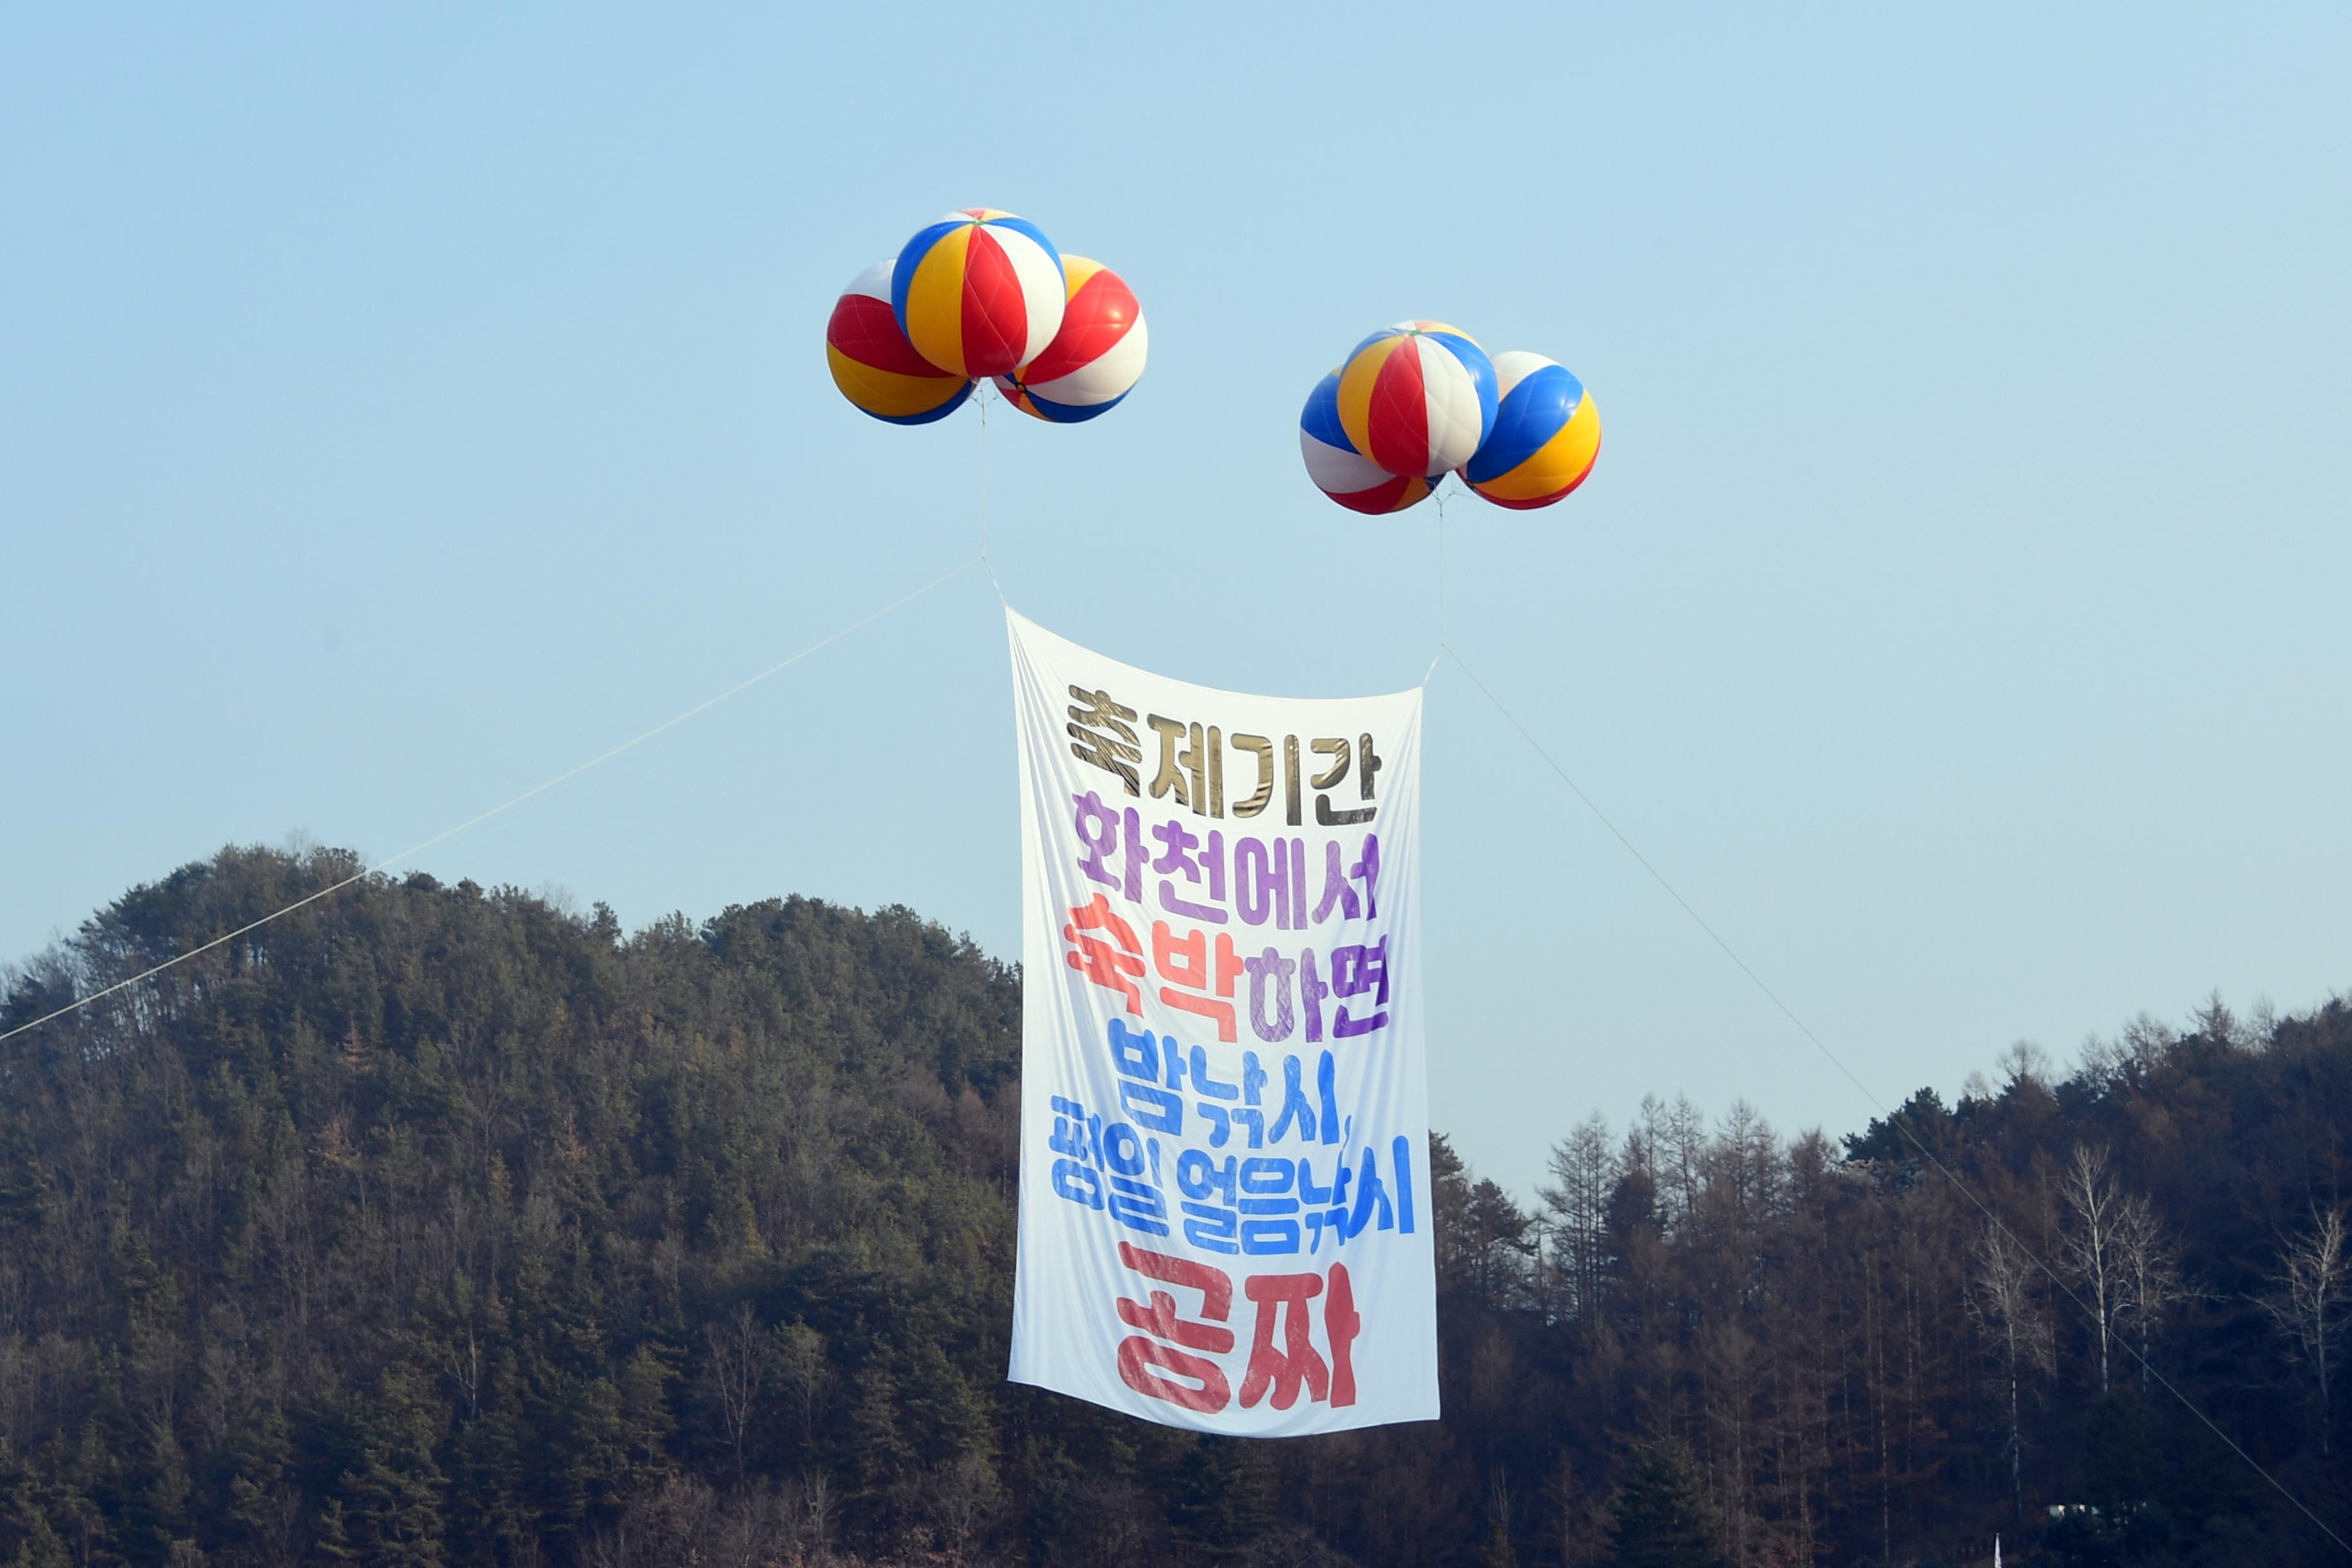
[6,4,2348,1200]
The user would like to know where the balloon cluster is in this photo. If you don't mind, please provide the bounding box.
[826,209,1148,427]
[1298,322,1600,514]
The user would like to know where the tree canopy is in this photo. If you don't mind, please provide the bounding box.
[3,845,2348,1565]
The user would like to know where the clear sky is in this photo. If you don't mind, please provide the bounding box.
[6,5,2348,1202]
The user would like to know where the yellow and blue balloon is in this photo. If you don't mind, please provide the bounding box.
[1300,369,1438,514]
[825,260,974,426]
[1335,321,1497,480]
[1461,351,1601,509]
[827,208,1149,431]
[995,257,1149,424]
[891,209,1066,381]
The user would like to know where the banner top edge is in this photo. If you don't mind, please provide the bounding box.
[1004,605,1427,709]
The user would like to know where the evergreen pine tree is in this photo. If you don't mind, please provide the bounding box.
[845,1360,916,1518]
[312,1499,357,1565]
[1166,1437,1271,1564]
[1602,1442,1727,1568]
[342,1368,450,1568]
[222,1408,295,1560]
[123,1420,194,1566]
[5,1512,70,1568]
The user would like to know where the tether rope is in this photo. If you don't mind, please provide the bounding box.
[1435,483,1449,644]
[0,556,983,1047]
[1439,640,2351,1556]
[975,385,1007,603]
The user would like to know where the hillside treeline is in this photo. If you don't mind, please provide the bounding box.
[1,845,2347,1567]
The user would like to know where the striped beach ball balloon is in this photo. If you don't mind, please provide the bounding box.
[1335,320,1498,478]
[891,209,1066,380]
[994,256,1148,423]
[1462,352,1602,509]
[825,260,974,426]
[1300,369,1438,514]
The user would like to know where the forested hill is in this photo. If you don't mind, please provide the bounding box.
[3,846,2349,1568]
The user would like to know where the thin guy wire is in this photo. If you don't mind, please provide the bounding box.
[1436,484,1449,644]
[0,556,984,1048]
[1438,640,2352,1557]
[977,386,1006,604]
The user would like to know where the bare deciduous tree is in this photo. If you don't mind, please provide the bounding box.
[2057,1144,2124,1395]
[772,1317,832,1469]
[2262,1207,2349,1455]
[2111,1191,2188,1392]
[803,1468,838,1565]
[1997,1040,2053,1090]
[1651,1093,1707,1237]
[1540,1112,1616,1326]
[930,1451,1003,1567]
[1970,1222,2053,1527]
[705,1302,767,1484]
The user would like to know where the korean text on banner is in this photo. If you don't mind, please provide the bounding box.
[1006,609,1437,1434]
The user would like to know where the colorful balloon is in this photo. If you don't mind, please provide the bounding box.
[891,209,1065,380]
[825,260,974,426]
[993,256,1148,423]
[1462,352,1601,509]
[1335,320,1497,479]
[1300,369,1438,514]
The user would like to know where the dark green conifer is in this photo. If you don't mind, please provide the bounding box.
[1602,1441,1727,1568]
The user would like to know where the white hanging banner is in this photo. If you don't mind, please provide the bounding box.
[1006,608,1436,1434]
